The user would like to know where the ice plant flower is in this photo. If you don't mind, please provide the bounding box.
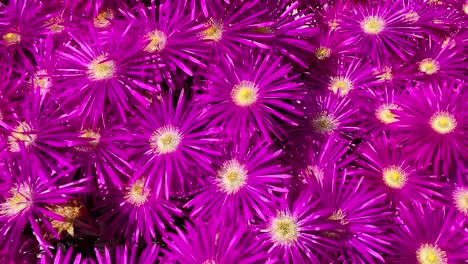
[0,161,87,256]
[202,50,304,141]
[393,82,468,174]
[132,89,219,199]
[163,219,269,264]
[96,176,182,243]
[186,139,290,224]
[389,203,468,263]
[356,134,447,207]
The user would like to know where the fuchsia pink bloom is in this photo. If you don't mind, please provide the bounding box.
[0,0,466,263]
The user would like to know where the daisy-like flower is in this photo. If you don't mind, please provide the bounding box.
[0,161,87,255]
[121,0,206,81]
[409,37,467,82]
[393,82,468,174]
[163,218,270,264]
[290,91,360,146]
[185,138,290,224]
[257,191,342,264]
[56,24,156,125]
[72,116,132,188]
[202,50,304,141]
[311,30,356,66]
[340,1,420,65]
[132,89,219,199]
[0,0,49,63]
[96,175,182,243]
[389,203,468,263]
[198,0,275,61]
[311,168,393,263]
[356,134,447,208]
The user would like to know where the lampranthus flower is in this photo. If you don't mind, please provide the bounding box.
[164,219,269,264]
[0,161,87,255]
[186,138,290,224]
[257,192,342,264]
[203,50,304,141]
[340,1,420,65]
[96,176,182,243]
[356,134,447,208]
[132,89,219,199]
[393,82,468,174]
[389,203,468,263]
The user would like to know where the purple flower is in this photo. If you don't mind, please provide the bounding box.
[202,50,304,141]
[131,89,219,199]
[185,138,290,224]
[163,219,269,264]
[96,175,182,243]
[393,81,468,174]
[389,203,468,263]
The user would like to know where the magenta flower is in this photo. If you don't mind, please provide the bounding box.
[202,50,304,141]
[131,89,219,199]
[185,138,290,224]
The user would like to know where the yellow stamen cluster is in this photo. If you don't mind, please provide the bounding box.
[8,122,37,152]
[382,166,407,189]
[361,16,385,35]
[143,30,167,53]
[374,66,393,81]
[419,58,439,75]
[328,19,340,30]
[270,215,298,244]
[46,17,65,33]
[94,9,114,28]
[217,160,248,194]
[329,209,348,225]
[0,185,32,216]
[328,76,353,96]
[202,18,224,42]
[306,165,324,182]
[416,244,447,264]
[315,47,331,60]
[231,81,259,107]
[33,70,52,94]
[312,112,338,134]
[75,130,101,152]
[430,112,457,134]
[150,125,182,154]
[87,55,116,81]
[404,12,420,23]
[453,188,468,215]
[49,201,83,236]
[125,179,151,207]
[464,3,468,15]
[376,104,400,124]
[3,32,21,46]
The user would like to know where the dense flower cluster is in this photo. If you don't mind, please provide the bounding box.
[0,0,466,263]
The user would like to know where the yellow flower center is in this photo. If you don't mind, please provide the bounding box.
[312,112,338,134]
[328,19,340,30]
[8,122,37,152]
[93,9,114,28]
[0,185,31,216]
[361,16,385,35]
[3,32,21,46]
[464,3,468,15]
[315,47,331,60]
[46,17,64,33]
[382,166,407,189]
[430,112,457,134]
[33,70,52,94]
[202,18,223,41]
[376,104,400,124]
[375,66,393,81]
[150,125,181,154]
[49,201,82,236]
[87,55,116,81]
[454,188,468,215]
[417,244,447,264]
[125,179,150,207]
[75,130,101,152]
[143,30,167,53]
[271,215,298,244]
[328,76,352,96]
[231,81,259,107]
[404,12,420,23]
[329,209,348,225]
[217,160,247,194]
[419,58,440,75]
